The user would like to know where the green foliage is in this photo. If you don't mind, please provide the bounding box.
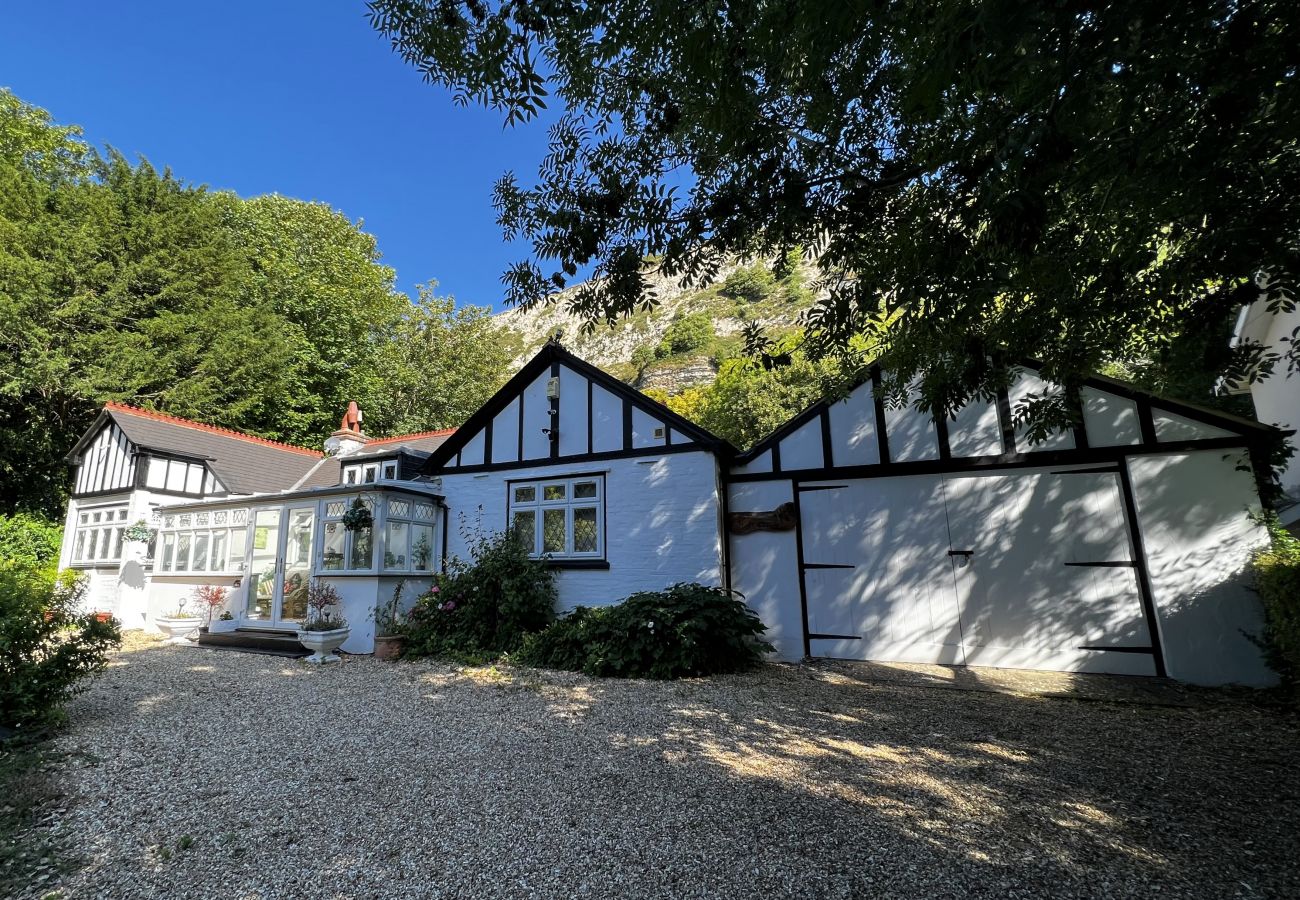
[720,265,776,304]
[404,526,557,659]
[1253,519,1300,688]
[517,583,772,679]
[370,0,1300,424]
[0,514,62,573]
[0,88,513,518]
[664,352,840,450]
[655,312,715,358]
[0,569,122,732]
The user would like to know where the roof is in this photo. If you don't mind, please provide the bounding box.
[292,433,454,491]
[79,403,323,495]
[420,341,735,472]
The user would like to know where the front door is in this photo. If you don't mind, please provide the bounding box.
[242,505,316,628]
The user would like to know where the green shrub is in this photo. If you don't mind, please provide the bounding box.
[655,312,715,358]
[0,569,122,733]
[1254,519,1300,686]
[517,582,772,679]
[0,513,62,573]
[720,264,776,303]
[404,526,557,660]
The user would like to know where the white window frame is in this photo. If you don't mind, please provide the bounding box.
[318,496,377,573]
[156,508,249,576]
[507,475,605,560]
[380,496,438,574]
[70,503,130,566]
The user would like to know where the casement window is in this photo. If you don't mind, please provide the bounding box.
[319,497,376,571]
[342,460,395,485]
[157,509,248,575]
[382,496,438,573]
[71,505,129,565]
[508,476,604,560]
[143,456,221,496]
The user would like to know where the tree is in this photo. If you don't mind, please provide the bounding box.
[368,286,517,435]
[655,312,715,358]
[369,0,1300,424]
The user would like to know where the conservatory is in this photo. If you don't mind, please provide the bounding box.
[145,483,444,654]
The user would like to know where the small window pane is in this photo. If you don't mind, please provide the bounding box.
[79,512,89,525]
[321,522,345,571]
[363,466,377,483]
[512,510,536,550]
[176,533,192,571]
[513,485,536,503]
[389,499,411,518]
[385,521,409,570]
[231,509,247,525]
[117,509,129,521]
[92,511,103,524]
[196,512,209,526]
[542,509,566,554]
[383,464,397,480]
[214,510,228,525]
[414,502,435,520]
[543,484,566,501]
[163,515,175,528]
[74,530,87,561]
[349,526,373,569]
[574,481,598,499]
[229,527,247,571]
[211,531,228,571]
[573,507,598,553]
[325,500,346,518]
[179,514,191,528]
[112,528,124,560]
[345,469,357,484]
[411,524,434,571]
[160,533,175,572]
[192,533,210,572]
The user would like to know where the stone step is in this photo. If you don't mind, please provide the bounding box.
[196,627,308,657]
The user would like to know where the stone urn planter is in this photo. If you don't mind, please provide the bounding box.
[156,615,201,644]
[297,626,350,664]
[373,634,405,661]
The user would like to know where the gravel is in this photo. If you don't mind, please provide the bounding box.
[25,634,1300,899]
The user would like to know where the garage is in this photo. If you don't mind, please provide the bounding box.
[798,466,1157,676]
[726,364,1278,684]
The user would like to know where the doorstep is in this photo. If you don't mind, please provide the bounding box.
[195,627,308,658]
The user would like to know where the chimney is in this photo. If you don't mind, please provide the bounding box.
[324,401,370,457]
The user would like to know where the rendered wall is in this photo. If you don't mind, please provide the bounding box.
[1127,449,1275,686]
[726,480,804,661]
[440,451,724,611]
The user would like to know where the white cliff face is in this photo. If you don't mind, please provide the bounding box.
[495,256,821,391]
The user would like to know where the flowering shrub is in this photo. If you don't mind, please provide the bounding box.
[517,583,772,679]
[1,569,121,731]
[300,579,347,632]
[1254,517,1300,690]
[191,585,229,625]
[403,525,556,660]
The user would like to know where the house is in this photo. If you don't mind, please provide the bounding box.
[59,341,1280,685]
[1228,297,1300,527]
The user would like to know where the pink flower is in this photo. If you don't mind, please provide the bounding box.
[445,600,457,611]
[430,585,441,594]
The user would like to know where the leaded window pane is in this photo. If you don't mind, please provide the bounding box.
[176,533,192,571]
[414,502,435,520]
[411,525,434,571]
[349,526,373,569]
[542,509,566,554]
[192,533,210,571]
[543,484,566,501]
[389,499,411,518]
[385,521,409,570]
[513,485,536,503]
[321,522,345,571]
[574,481,598,499]
[573,507,598,553]
[325,500,346,518]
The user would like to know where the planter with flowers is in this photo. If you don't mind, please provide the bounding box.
[297,579,349,664]
[373,580,411,661]
[156,599,201,644]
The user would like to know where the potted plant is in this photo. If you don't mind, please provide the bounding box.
[156,599,201,643]
[296,579,349,664]
[373,580,408,661]
[192,585,230,633]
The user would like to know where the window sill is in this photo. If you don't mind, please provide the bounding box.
[541,559,610,570]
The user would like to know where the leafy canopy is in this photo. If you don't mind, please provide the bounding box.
[369,0,1300,421]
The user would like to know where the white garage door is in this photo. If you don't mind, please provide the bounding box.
[800,466,1158,676]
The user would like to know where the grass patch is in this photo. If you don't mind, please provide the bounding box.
[0,740,69,896]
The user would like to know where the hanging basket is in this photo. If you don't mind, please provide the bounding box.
[124,520,156,543]
[341,498,373,532]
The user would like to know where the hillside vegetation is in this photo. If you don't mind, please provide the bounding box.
[498,249,817,394]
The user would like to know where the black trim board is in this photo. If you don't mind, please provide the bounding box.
[421,342,735,476]
[438,441,708,476]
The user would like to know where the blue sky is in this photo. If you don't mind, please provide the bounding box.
[0,1,556,309]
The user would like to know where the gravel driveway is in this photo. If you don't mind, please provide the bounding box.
[29,635,1300,899]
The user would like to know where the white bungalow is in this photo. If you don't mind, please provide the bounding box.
[59,341,1282,685]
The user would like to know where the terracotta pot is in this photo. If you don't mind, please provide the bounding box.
[373,634,406,661]
[93,611,113,623]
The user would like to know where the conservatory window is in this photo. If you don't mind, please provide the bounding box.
[320,497,376,571]
[71,505,129,566]
[382,496,437,573]
[156,509,248,575]
[507,476,604,560]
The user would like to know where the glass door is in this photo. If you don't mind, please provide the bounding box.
[240,505,316,628]
[245,508,282,622]
[278,507,315,626]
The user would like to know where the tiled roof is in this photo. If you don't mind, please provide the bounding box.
[103,403,322,495]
